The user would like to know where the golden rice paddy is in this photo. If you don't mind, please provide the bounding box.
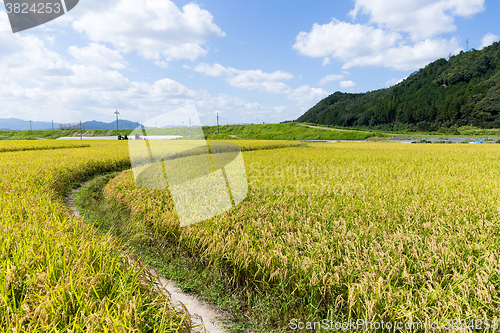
[105,142,500,330]
[3,139,500,331]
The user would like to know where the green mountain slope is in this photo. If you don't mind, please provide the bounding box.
[297,42,500,130]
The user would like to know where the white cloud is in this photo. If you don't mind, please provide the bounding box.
[190,63,235,77]
[0,33,72,82]
[45,36,55,45]
[68,43,129,70]
[344,38,461,70]
[154,60,170,69]
[319,74,344,85]
[190,63,294,94]
[0,11,319,125]
[227,70,293,94]
[339,80,358,89]
[481,33,499,49]
[385,77,406,87]
[0,32,292,124]
[150,78,198,99]
[63,65,131,91]
[322,57,331,66]
[72,0,225,65]
[293,18,460,70]
[293,19,400,60]
[287,85,330,107]
[294,0,484,71]
[189,63,331,109]
[350,0,485,41]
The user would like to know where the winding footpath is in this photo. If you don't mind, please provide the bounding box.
[299,124,352,132]
[65,183,229,333]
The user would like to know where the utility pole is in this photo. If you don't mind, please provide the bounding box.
[52,120,54,131]
[29,120,32,131]
[466,39,469,52]
[80,121,82,140]
[189,118,191,139]
[217,112,219,135]
[114,110,120,137]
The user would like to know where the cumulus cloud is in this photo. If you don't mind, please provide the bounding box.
[190,63,294,94]
[319,74,344,85]
[189,63,330,108]
[0,31,292,124]
[339,80,358,89]
[344,38,461,70]
[481,33,499,49]
[287,85,330,107]
[72,0,225,64]
[293,19,400,60]
[68,43,129,70]
[188,63,235,77]
[0,32,72,82]
[227,70,293,94]
[350,0,485,41]
[294,0,485,71]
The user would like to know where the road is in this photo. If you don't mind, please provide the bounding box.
[299,124,354,132]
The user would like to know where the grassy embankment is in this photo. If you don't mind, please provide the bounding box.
[201,123,383,140]
[5,123,500,141]
[0,123,384,141]
[89,142,500,332]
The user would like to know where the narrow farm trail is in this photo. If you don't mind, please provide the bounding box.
[299,124,352,132]
[65,183,229,333]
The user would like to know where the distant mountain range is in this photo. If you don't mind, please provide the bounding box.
[0,118,142,131]
[84,120,142,130]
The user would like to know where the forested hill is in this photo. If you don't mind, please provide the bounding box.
[297,42,500,130]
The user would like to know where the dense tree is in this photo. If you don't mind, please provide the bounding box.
[297,42,500,129]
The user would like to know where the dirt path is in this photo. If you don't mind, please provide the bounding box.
[299,124,353,132]
[65,183,229,333]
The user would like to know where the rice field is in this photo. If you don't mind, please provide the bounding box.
[0,141,194,332]
[3,139,500,331]
[0,140,90,153]
[0,139,308,332]
[103,142,500,331]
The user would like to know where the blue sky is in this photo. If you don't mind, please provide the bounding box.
[0,0,498,126]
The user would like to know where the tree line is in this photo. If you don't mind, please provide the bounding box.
[297,42,500,131]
